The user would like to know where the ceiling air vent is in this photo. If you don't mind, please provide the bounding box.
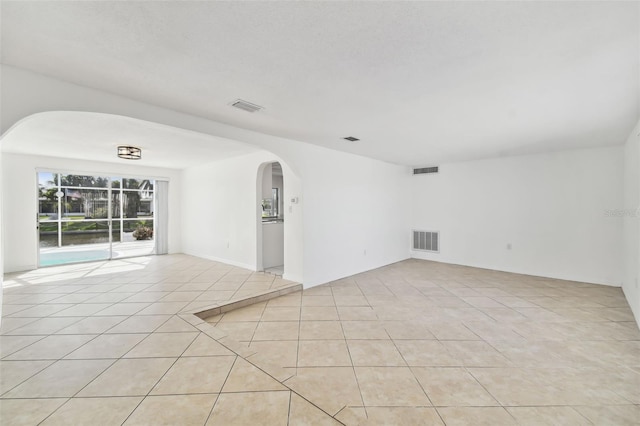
[343,136,360,142]
[413,230,439,252]
[413,166,439,175]
[231,99,264,113]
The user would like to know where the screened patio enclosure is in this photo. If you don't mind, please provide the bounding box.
[37,172,159,266]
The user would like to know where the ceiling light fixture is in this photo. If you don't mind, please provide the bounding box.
[343,136,360,142]
[117,145,142,160]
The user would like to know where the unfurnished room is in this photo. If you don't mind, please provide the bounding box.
[0,1,638,425]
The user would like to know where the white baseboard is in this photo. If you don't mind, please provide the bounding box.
[410,252,621,287]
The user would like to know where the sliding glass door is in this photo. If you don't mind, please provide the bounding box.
[38,172,155,267]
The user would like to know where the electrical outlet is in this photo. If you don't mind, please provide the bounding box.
[364,249,367,256]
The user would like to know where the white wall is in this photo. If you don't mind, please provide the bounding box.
[180,147,412,287]
[0,148,3,320]
[298,146,411,286]
[623,120,640,326]
[180,151,283,272]
[1,153,182,273]
[411,146,624,286]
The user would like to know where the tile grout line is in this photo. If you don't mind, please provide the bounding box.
[286,388,292,426]
[202,355,238,426]
[117,329,201,425]
[387,328,446,425]
[245,299,270,352]
[34,312,179,407]
[33,356,119,425]
[294,294,302,377]
[331,283,368,421]
[0,359,57,399]
[0,334,50,360]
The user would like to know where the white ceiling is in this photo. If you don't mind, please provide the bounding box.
[1,1,638,166]
[1,111,259,169]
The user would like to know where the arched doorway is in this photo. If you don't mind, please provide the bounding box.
[257,161,285,275]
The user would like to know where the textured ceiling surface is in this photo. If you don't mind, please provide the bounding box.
[2,1,638,166]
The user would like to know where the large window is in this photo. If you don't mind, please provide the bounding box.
[38,172,155,266]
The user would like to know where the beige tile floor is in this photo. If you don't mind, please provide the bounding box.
[1,255,334,425]
[205,259,640,425]
[1,255,639,425]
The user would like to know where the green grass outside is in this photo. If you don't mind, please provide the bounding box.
[39,220,153,233]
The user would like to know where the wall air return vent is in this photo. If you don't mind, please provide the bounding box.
[413,166,439,175]
[231,99,264,113]
[413,230,439,252]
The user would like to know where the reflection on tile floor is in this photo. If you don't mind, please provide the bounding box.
[1,255,639,425]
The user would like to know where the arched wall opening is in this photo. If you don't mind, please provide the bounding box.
[256,162,283,273]
[0,111,305,300]
[256,160,300,279]
[254,158,303,282]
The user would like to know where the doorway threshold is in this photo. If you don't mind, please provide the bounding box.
[264,265,284,276]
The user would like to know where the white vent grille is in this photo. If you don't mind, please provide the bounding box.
[413,230,439,252]
[231,99,263,113]
[413,167,439,175]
